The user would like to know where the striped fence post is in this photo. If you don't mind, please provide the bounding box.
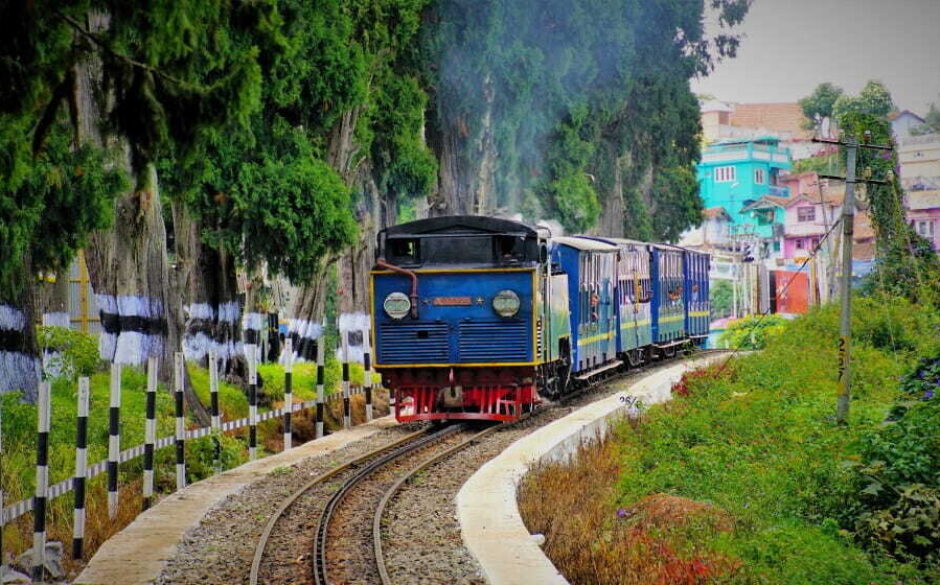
[72,377,90,559]
[209,351,221,471]
[282,339,293,451]
[1,395,4,565]
[107,363,122,519]
[174,353,186,491]
[341,330,351,429]
[363,325,373,422]
[143,357,157,510]
[315,336,325,439]
[247,344,258,460]
[32,381,51,582]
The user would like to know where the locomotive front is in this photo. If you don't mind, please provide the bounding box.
[370,216,544,422]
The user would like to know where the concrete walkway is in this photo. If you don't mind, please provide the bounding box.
[456,355,726,585]
[75,416,398,585]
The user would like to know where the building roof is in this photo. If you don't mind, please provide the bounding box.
[888,110,925,123]
[785,191,843,208]
[702,206,731,220]
[728,103,813,140]
[740,195,791,212]
[906,190,940,211]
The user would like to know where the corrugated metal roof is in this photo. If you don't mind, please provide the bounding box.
[551,236,618,252]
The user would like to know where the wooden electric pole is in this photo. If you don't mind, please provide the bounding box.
[813,134,892,424]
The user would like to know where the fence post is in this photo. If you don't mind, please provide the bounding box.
[107,363,122,519]
[209,351,221,472]
[315,336,325,439]
[32,381,51,582]
[1,395,4,566]
[247,344,258,460]
[72,377,90,559]
[364,325,373,422]
[174,353,186,491]
[341,329,351,430]
[282,339,293,451]
[143,357,157,510]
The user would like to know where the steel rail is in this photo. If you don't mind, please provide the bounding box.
[248,428,429,585]
[373,425,499,585]
[312,423,466,585]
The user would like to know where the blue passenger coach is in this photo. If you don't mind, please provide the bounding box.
[551,237,619,378]
[682,248,711,347]
[650,244,686,354]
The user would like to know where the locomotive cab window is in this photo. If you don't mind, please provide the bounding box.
[387,238,419,265]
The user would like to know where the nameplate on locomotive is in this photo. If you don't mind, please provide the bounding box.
[432,296,473,306]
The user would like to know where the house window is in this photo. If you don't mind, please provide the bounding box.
[714,166,736,183]
[811,237,820,249]
[797,207,815,222]
[795,239,804,250]
[754,168,765,184]
[917,220,935,237]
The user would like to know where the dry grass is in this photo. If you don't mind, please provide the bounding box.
[519,438,739,585]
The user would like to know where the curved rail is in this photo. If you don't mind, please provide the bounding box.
[373,425,499,585]
[312,424,467,585]
[248,428,428,585]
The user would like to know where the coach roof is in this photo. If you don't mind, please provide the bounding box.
[551,236,618,252]
[382,215,537,237]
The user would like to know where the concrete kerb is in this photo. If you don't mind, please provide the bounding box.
[456,355,728,585]
[75,415,398,585]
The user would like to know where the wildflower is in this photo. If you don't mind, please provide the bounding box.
[925,389,935,400]
[616,508,630,519]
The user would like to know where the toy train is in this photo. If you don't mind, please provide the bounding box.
[369,215,710,423]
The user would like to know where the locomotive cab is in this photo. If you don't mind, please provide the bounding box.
[371,216,560,422]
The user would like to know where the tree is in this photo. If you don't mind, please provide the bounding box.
[799,82,843,126]
[833,80,896,126]
[911,102,940,136]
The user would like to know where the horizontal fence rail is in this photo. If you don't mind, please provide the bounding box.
[1,386,369,524]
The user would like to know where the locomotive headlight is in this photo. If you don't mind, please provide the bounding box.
[492,290,521,318]
[384,292,411,320]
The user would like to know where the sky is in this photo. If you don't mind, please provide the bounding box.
[691,0,940,114]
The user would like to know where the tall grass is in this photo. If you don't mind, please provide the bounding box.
[520,296,940,584]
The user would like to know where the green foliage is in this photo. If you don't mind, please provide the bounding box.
[36,326,100,379]
[792,151,845,176]
[613,297,940,583]
[709,280,733,319]
[911,102,940,136]
[800,82,844,124]
[832,81,896,127]
[425,0,745,235]
[718,313,788,350]
[0,122,125,297]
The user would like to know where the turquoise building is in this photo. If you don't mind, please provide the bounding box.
[696,137,793,234]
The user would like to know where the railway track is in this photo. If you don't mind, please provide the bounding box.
[246,348,731,585]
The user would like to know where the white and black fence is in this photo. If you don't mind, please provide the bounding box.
[0,318,379,570]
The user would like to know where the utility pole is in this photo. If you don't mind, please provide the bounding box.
[813,135,892,424]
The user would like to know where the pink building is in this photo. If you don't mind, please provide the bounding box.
[782,192,842,260]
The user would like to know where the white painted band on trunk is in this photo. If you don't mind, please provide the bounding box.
[337,312,369,333]
[218,302,240,324]
[0,351,40,397]
[41,312,71,328]
[245,312,265,331]
[0,304,27,330]
[185,303,215,321]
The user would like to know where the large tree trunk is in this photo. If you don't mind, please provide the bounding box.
[173,205,241,370]
[0,261,40,400]
[592,139,626,238]
[37,270,71,327]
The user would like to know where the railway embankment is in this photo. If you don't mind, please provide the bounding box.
[517,297,940,585]
[456,355,724,585]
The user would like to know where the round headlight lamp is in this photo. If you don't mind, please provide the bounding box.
[384,292,411,320]
[492,290,521,318]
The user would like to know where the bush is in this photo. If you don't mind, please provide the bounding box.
[36,325,99,378]
[718,314,787,350]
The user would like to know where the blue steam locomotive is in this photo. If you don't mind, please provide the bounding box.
[370,215,709,423]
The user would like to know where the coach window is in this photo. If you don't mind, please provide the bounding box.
[497,235,525,263]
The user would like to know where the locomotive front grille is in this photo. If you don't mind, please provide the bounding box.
[379,322,450,364]
[458,321,530,363]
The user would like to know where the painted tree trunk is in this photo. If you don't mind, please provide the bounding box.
[0,266,40,400]
[173,206,241,370]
